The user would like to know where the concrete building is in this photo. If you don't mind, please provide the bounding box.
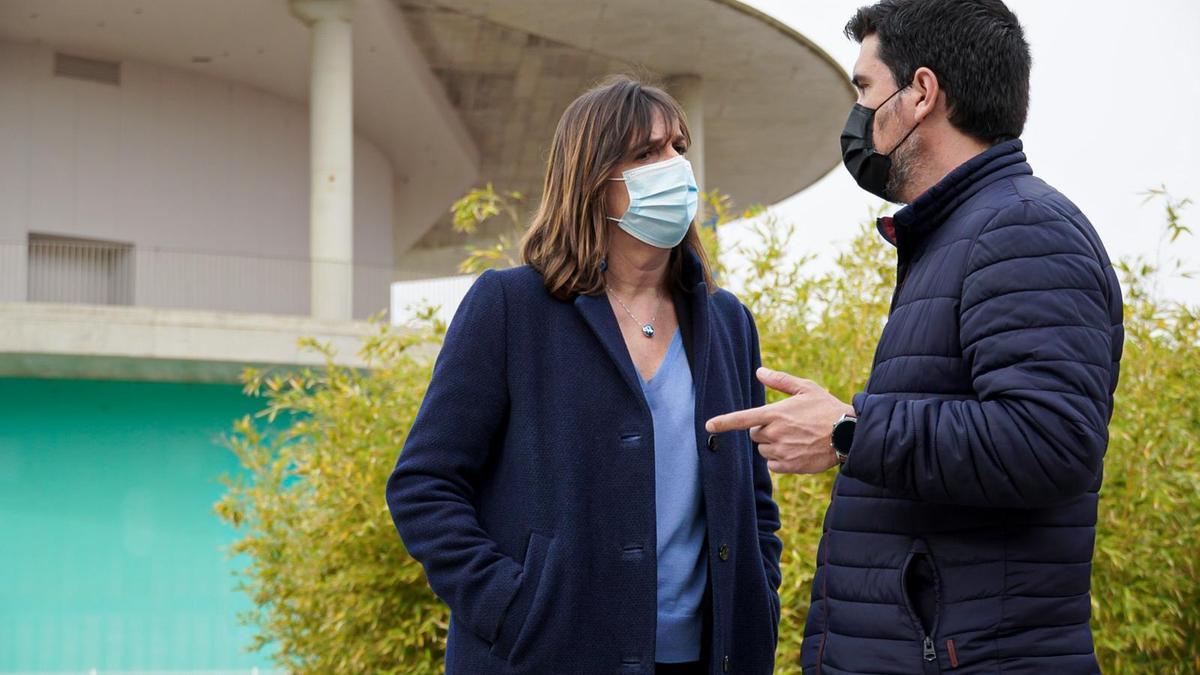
[0,0,850,670]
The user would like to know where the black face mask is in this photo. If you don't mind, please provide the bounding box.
[840,86,920,202]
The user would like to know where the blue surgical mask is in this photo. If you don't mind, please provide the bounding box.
[607,155,699,249]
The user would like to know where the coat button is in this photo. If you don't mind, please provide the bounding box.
[723,655,731,672]
[707,433,719,451]
[718,544,730,561]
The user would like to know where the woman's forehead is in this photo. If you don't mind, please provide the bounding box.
[628,107,681,149]
[648,108,682,137]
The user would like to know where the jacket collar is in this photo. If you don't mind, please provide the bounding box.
[877,138,1031,248]
[573,247,711,404]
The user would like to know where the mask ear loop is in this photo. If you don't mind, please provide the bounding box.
[605,170,627,223]
[872,84,908,112]
[876,85,921,158]
[884,119,921,158]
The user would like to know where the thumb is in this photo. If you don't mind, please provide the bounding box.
[757,367,808,396]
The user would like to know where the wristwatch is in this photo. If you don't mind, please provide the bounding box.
[831,413,858,465]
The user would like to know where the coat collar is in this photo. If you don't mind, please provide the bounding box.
[573,248,711,404]
[877,138,1032,248]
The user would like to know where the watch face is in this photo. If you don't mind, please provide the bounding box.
[833,418,857,454]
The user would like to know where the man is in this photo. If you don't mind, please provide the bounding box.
[706,1,1123,673]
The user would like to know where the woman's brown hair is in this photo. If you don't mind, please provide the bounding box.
[521,75,715,300]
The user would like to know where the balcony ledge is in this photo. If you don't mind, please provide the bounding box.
[0,302,374,383]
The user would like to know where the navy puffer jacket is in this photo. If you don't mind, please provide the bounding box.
[801,140,1123,674]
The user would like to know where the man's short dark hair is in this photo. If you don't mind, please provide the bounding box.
[846,0,1031,144]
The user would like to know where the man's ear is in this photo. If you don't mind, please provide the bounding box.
[911,66,941,124]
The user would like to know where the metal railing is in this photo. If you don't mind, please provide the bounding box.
[24,237,135,306]
[1,239,405,320]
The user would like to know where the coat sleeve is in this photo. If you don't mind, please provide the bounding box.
[385,269,521,646]
[841,201,1118,508]
[744,304,783,600]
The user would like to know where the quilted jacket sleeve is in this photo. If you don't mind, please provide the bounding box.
[842,201,1118,508]
[385,269,522,646]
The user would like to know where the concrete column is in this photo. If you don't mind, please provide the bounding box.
[291,0,354,321]
[667,74,707,226]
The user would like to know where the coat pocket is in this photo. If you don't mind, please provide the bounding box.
[490,531,553,663]
[899,549,943,670]
[759,553,781,649]
[901,552,941,636]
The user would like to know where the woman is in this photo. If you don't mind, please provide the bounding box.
[386,75,781,675]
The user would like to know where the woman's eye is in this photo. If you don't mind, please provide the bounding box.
[674,144,687,155]
[635,151,650,161]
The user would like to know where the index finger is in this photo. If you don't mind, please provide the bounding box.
[705,405,773,433]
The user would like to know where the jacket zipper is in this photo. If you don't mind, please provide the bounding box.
[923,635,936,662]
[888,231,913,313]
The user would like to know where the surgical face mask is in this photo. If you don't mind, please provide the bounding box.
[607,155,699,249]
[840,86,919,202]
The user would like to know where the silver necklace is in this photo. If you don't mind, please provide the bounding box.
[606,285,662,338]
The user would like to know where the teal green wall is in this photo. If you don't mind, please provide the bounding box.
[0,377,272,672]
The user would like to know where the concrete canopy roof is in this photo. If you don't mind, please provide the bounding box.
[0,0,854,269]
[401,0,855,249]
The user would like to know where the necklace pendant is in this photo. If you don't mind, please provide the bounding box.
[641,323,655,338]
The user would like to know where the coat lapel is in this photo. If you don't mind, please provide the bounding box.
[573,292,649,406]
[678,248,712,404]
[686,281,711,407]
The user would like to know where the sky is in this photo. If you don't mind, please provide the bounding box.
[727,0,1200,304]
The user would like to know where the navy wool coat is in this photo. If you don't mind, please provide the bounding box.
[801,140,1124,674]
[386,253,783,674]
